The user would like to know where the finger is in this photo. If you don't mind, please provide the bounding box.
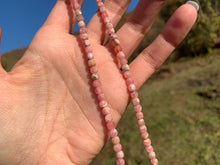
[87,0,131,43]
[107,0,165,57]
[43,0,83,33]
[130,3,198,89]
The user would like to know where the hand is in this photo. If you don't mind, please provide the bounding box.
[0,0,198,164]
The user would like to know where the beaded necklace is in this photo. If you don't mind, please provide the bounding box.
[72,0,158,164]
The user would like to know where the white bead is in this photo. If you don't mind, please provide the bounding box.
[87,53,94,60]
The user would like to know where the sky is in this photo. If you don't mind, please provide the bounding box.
[0,0,138,54]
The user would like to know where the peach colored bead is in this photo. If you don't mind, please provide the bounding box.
[136,112,143,119]
[80,27,87,34]
[117,51,125,59]
[92,80,101,87]
[146,145,153,153]
[109,129,118,137]
[134,104,142,112]
[130,91,138,98]
[81,33,88,40]
[88,59,96,67]
[106,22,113,29]
[132,98,140,106]
[107,121,115,130]
[114,144,122,152]
[97,93,105,101]
[75,9,82,16]
[104,17,111,23]
[114,45,122,53]
[117,158,125,165]
[90,66,98,74]
[116,151,124,159]
[100,6,106,13]
[85,46,93,53]
[148,151,156,160]
[110,33,118,39]
[128,84,136,92]
[99,100,107,108]
[112,38,120,46]
[95,87,102,95]
[76,14,84,21]
[112,136,120,145]
[139,125,147,133]
[78,21,85,28]
[141,132,149,140]
[151,158,158,165]
[102,106,111,115]
[105,114,113,122]
[107,28,115,34]
[137,119,145,126]
[144,138,151,147]
[84,40,90,46]
[120,58,128,65]
[123,71,131,78]
[101,12,108,20]
[97,1,103,7]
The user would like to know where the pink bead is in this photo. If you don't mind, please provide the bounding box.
[112,136,120,145]
[132,98,140,106]
[100,6,106,13]
[79,27,87,34]
[78,21,85,28]
[117,51,125,59]
[106,23,113,29]
[148,151,156,160]
[145,145,154,153]
[101,12,108,20]
[130,91,138,98]
[107,28,115,34]
[104,17,111,23]
[151,158,158,165]
[134,104,142,112]
[72,0,81,10]
[102,106,111,115]
[139,125,147,133]
[95,87,102,95]
[128,84,136,92]
[117,158,125,165]
[105,114,113,122]
[126,78,134,86]
[85,46,93,53]
[141,132,149,140]
[109,129,118,137]
[137,119,145,126]
[123,71,131,79]
[99,100,107,108]
[107,121,115,130]
[92,80,101,88]
[144,138,151,147]
[113,144,122,152]
[136,112,143,119]
[90,66,98,74]
[81,33,88,40]
[98,93,105,101]
[116,151,124,159]
[120,58,128,65]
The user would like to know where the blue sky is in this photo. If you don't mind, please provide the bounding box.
[0,0,138,54]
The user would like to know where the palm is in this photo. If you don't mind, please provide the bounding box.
[0,1,197,165]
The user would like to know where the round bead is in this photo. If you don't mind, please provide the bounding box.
[120,58,128,65]
[90,66,98,74]
[105,114,113,122]
[85,46,93,53]
[80,27,87,34]
[130,91,138,98]
[123,71,131,78]
[101,12,108,20]
[117,158,125,165]
[114,144,122,152]
[112,38,120,46]
[110,33,118,39]
[117,51,125,59]
[84,40,90,46]
[126,78,134,86]
[151,159,158,165]
[95,87,102,95]
[144,138,151,147]
[137,119,145,126]
[78,21,85,28]
[91,73,99,80]
[112,136,120,145]
[136,112,144,119]
[97,1,103,7]
[97,93,105,101]
[99,100,107,108]
[116,151,124,159]
[148,151,156,160]
[139,125,147,133]
[134,104,142,112]
[104,17,111,23]
[99,6,106,13]
[107,121,115,130]
[88,59,96,67]
[109,129,118,137]
[128,84,136,92]
[73,3,81,10]
[132,98,140,106]
[106,22,113,29]
[114,45,122,53]
[121,64,130,71]
[76,15,84,22]
[141,132,149,140]
[81,33,88,40]
[102,106,111,115]
[87,53,93,60]
[92,80,101,87]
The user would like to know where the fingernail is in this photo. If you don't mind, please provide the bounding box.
[186,1,199,11]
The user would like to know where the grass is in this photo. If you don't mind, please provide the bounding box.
[91,52,220,165]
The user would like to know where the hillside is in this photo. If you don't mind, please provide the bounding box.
[1,48,220,164]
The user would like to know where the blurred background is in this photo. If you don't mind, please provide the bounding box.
[1,0,220,164]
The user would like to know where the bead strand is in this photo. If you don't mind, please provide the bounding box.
[95,1,158,164]
[72,1,125,165]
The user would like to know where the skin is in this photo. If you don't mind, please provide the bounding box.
[0,0,197,164]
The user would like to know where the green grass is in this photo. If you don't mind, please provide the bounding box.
[91,53,220,165]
